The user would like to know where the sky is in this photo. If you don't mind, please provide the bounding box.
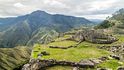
[0,0,123,19]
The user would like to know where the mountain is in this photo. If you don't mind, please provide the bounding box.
[95,8,124,34]
[0,10,93,48]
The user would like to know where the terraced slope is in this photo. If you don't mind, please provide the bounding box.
[27,29,124,70]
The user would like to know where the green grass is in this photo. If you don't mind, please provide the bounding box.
[0,47,31,70]
[48,40,77,47]
[113,35,124,44]
[98,59,124,70]
[55,35,71,41]
[32,43,110,62]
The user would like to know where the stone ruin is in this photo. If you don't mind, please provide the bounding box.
[21,56,110,70]
[68,29,118,44]
[98,44,124,61]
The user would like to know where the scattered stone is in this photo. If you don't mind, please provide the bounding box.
[110,55,120,60]
[117,66,124,70]
[33,50,39,52]
[90,59,102,64]
[49,46,74,49]
[37,54,43,59]
[21,64,30,70]
[98,56,108,61]
[73,67,80,70]
[41,51,50,55]
[78,59,95,68]
[97,68,112,70]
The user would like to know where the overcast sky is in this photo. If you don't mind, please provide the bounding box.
[0,0,123,19]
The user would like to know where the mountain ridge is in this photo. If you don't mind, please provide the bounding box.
[0,10,93,48]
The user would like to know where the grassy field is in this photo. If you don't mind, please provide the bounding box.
[98,59,124,70]
[55,35,71,41]
[113,35,124,44]
[32,43,110,62]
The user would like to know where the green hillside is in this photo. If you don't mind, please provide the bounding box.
[0,47,31,70]
[95,8,124,34]
[0,10,93,48]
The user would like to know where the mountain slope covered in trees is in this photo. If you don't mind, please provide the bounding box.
[95,8,124,34]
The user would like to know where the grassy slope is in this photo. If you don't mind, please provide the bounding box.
[0,46,31,70]
[32,36,110,61]
[32,44,109,62]
[98,59,124,70]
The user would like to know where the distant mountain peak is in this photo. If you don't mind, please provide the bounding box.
[30,10,48,15]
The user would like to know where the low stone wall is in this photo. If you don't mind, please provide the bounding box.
[49,45,74,49]
[22,56,109,70]
[49,43,80,49]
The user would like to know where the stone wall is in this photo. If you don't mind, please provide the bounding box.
[70,29,118,44]
[22,56,109,70]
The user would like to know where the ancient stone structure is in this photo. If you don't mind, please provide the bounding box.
[70,29,118,44]
[98,44,124,61]
[22,56,109,70]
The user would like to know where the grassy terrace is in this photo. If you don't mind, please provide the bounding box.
[113,35,124,44]
[98,59,124,70]
[32,42,110,62]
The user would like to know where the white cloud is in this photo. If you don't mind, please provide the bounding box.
[14,3,25,8]
[0,0,123,19]
[89,0,117,11]
[82,14,112,19]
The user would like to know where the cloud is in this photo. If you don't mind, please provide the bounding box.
[14,3,25,8]
[0,0,123,19]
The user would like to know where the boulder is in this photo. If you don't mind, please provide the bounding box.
[98,56,108,61]
[90,59,102,64]
[73,67,80,70]
[110,55,120,60]
[78,60,95,68]
[41,51,50,55]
